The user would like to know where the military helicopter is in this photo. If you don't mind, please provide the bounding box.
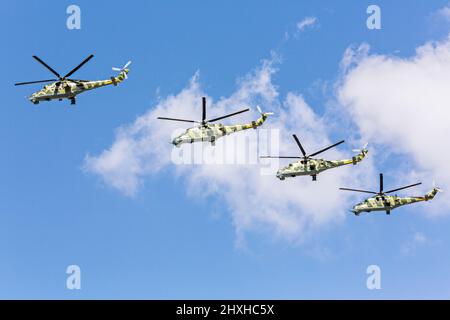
[15,55,131,105]
[157,97,273,147]
[261,134,368,181]
[340,173,442,215]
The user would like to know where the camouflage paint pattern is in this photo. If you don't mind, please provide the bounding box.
[351,187,440,215]
[172,112,271,147]
[29,70,128,104]
[276,148,368,180]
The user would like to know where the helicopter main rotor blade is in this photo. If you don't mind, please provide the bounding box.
[14,79,58,86]
[67,79,90,82]
[380,173,383,194]
[32,56,62,79]
[384,182,422,194]
[207,108,250,123]
[63,54,94,78]
[157,117,198,123]
[292,134,307,157]
[260,156,302,159]
[202,97,206,123]
[339,188,378,194]
[309,140,345,158]
[123,61,132,69]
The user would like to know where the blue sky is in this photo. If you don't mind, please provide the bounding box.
[2,0,450,299]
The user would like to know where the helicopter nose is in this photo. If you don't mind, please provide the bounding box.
[172,137,182,147]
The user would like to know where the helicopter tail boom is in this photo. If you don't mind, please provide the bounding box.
[67,62,130,90]
[223,107,272,133]
[397,187,441,205]
[223,113,270,133]
[330,147,368,168]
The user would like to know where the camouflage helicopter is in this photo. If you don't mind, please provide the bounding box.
[15,55,131,105]
[157,97,273,147]
[340,173,442,215]
[261,134,368,181]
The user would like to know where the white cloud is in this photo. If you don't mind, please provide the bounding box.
[85,31,450,243]
[338,36,450,212]
[296,16,317,32]
[436,4,450,21]
[84,73,204,196]
[84,58,371,242]
[401,232,428,255]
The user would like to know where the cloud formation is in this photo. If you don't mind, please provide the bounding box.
[296,16,317,32]
[436,4,450,21]
[401,232,428,255]
[86,31,450,242]
[338,36,450,210]
[85,58,370,242]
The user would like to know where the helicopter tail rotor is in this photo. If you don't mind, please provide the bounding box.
[432,180,444,193]
[256,105,274,117]
[112,60,132,79]
[352,142,369,153]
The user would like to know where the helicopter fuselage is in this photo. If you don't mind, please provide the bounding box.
[29,70,128,104]
[276,149,368,181]
[172,113,270,147]
[351,188,439,215]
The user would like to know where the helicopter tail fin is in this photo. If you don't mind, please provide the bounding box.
[351,143,369,164]
[425,182,443,201]
[252,105,273,128]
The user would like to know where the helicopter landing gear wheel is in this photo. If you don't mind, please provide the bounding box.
[70,98,76,105]
[312,174,317,181]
